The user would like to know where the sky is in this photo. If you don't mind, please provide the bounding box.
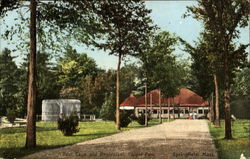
[0,1,249,69]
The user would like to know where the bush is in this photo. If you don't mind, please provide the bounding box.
[137,113,150,125]
[57,113,80,136]
[6,108,16,124]
[119,111,132,128]
[99,94,116,121]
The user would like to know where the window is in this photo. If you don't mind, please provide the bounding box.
[164,110,168,114]
[198,109,203,114]
[204,110,209,114]
[153,110,157,114]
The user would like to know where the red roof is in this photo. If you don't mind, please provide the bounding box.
[120,95,137,106]
[120,88,209,107]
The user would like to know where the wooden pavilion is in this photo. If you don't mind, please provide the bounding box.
[120,88,209,119]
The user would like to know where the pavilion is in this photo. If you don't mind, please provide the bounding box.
[120,88,209,119]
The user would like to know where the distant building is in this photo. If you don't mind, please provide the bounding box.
[42,99,81,121]
[120,88,209,119]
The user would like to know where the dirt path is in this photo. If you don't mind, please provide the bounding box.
[23,120,218,159]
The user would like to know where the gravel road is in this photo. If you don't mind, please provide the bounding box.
[23,120,218,159]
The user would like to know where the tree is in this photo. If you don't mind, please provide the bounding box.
[140,31,181,123]
[231,64,250,97]
[0,0,19,17]
[26,0,37,148]
[231,64,250,119]
[79,63,139,117]
[180,34,222,127]
[120,63,140,102]
[92,0,155,130]
[186,0,249,139]
[1,0,38,148]
[99,93,116,121]
[0,48,19,116]
[79,70,115,116]
[0,0,101,148]
[58,45,98,89]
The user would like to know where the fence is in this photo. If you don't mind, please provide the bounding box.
[36,114,96,121]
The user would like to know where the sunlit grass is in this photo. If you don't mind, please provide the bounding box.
[209,120,250,159]
[0,119,165,158]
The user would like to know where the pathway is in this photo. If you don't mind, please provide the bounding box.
[23,120,218,159]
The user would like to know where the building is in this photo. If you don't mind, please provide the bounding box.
[42,99,81,121]
[120,88,209,119]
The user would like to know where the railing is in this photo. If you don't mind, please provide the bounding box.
[36,114,96,121]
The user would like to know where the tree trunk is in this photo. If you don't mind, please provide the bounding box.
[150,94,152,114]
[224,53,232,139]
[168,98,170,122]
[177,105,180,119]
[145,83,148,126]
[168,98,171,122]
[172,104,175,119]
[209,92,215,123]
[116,53,121,130]
[159,89,162,123]
[213,73,220,127]
[26,0,37,148]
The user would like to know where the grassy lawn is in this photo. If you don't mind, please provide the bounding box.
[0,119,165,158]
[209,120,250,159]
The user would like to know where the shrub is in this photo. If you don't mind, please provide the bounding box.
[119,111,132,128]
[137,113,150,125]
[57,113,80,136]
[6,108,16,124]
[99,94,116,121]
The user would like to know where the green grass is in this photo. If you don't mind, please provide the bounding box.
[0,119,166,158]
[209,120,250,159]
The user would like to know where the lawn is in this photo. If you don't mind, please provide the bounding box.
[209,120,250,159]
[0,119,162,158]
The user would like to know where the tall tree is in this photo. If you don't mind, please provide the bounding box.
[180,34,221,127]
[0,48,19,116]
[187,0,249,139]
[140,31,181,123]
[92,0,155,130]
[26,0,37,148]
[0,0,102,148]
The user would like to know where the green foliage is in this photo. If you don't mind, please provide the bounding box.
[186,0,249,87]
[6,108,16,124]
[17,52,61,117]
[0,48,19,116]
[232,66,250,97]
[231,96,250,119]
[99,93,116,121]
[140,31,181,97]
[79,70,115,115]
[0,0,20,17]
[180,36,214,98]
[57,113,80,136]
[91,0,156,57]
[119,111,133,128]
[58,45,98,88]
[120,63,140,102]
[79,64,139,116]
[137,113,151,125]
